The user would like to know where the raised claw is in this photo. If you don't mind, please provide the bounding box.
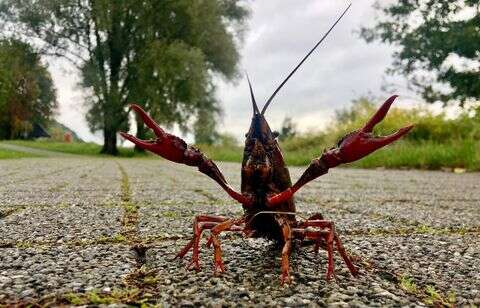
[323,95,414,167]
[120,131,154,151]
[130,104,165,138]
[120,104,254,206]
[362,95,397,133]
[120,104,189,163]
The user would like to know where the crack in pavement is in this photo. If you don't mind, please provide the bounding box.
[115,161,152,293]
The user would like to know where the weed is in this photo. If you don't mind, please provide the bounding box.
[397,276,456,307]
[113,234,127,243]
[415,225,436,234]
[424,285,456,307]
[400,275,417,294]
[162,211,179,218]
[62,289,143,305]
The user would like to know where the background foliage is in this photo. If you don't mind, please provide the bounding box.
[199,97,480,170]
[360,0,480,107]
[0,0,248,154]
[0,39,57,140]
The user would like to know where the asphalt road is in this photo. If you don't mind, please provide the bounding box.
[0,156,479,306]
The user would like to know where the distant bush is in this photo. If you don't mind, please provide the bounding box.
[199,98,480,170]
[328,97,480,144]
[277,97,480,170]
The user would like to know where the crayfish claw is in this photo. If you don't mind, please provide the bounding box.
[362,95,398,133]
[129,104,165,138]
[119,132,153,150]
[371,124,414,148]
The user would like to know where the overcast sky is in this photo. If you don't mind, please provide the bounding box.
[50,0,420,143]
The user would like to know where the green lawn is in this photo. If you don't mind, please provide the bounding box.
[3,139,479,171]
[6,140,140,157]
[0,148,41,159]
[349,140,479,170]
[199,139,480,171]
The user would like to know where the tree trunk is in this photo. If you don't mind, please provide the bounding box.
[101,128,118,155]
[101,3,123,156]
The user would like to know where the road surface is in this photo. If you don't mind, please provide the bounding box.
[0,156,479,306]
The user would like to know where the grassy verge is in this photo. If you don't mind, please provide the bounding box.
[0,147,42,159]
[5,140,141,157]
[350,139,479,170]
[4,138,479,171]
[198,139,480,171]
[197,143,244,162]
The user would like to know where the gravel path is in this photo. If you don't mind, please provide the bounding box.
[0,157,479,306]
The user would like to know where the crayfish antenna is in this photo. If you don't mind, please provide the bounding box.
[261,3,352,115]
[246,72,260,115]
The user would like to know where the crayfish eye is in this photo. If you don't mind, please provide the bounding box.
[273,131,280,139]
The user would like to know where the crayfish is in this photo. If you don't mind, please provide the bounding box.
[120,4,413,285]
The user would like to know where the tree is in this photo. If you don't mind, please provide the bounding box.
[360,1,480,107]
[0,39,57,139]
[279,117,297,141]
[335,96,377,123]
[193,106,220,145]
[0,0,248,154]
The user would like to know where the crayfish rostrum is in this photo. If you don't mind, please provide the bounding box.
[120,4,413,285]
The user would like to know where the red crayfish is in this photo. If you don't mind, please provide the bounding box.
[120,4,413,284]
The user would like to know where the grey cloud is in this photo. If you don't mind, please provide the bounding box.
[52,0,413,143]
[217,0,412,141]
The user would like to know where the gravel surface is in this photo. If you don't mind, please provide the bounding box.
[0,158,121,206]
[0,245,134,301]
[0,157,479,306]
[0,205,123,245]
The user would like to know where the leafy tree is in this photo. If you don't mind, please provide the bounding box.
[332,96,480,143]
[279,117,297,141]
[335,96,377,123]
[193,106,220,145]
[215,132,239,147]
[360,1,480,107]
[0,39,57,139]
[0,0,248,154]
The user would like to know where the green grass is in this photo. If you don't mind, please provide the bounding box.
[198,139,480,171]
[398,275,456,307]
[6,140,140,157]
[197,143,243,162]
[0,147,41,159]
[351,139,479,171]
[3,137,479,171]
[400,275,418,294]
